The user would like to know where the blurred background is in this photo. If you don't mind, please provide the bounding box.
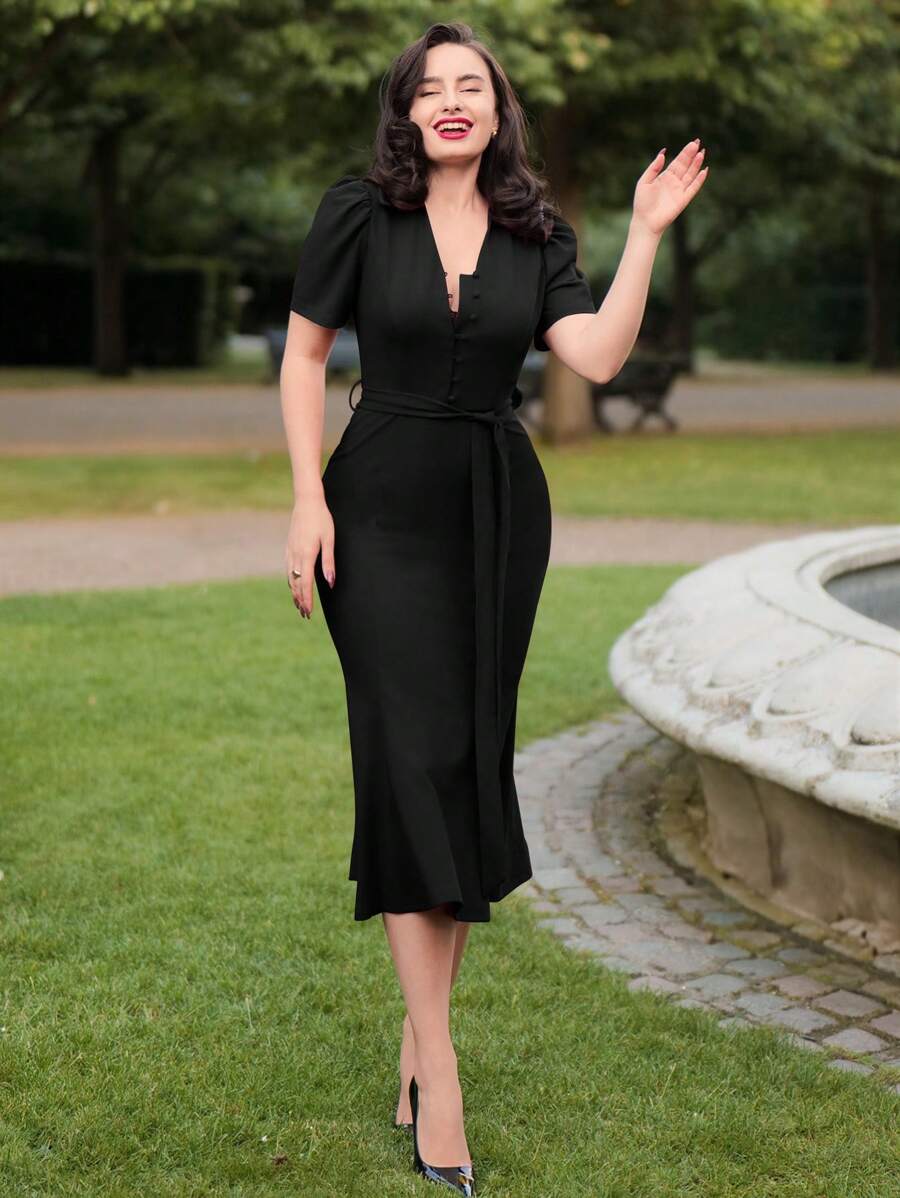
[1,0,897,469]
[2,8,900,1193]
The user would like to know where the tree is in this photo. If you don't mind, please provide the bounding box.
[4,0,896,394]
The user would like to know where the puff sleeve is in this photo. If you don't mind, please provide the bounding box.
[533,213,596,352]
[290,175,372,329]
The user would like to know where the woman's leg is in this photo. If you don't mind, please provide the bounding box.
[395,913,471,1123]
[383,904,472,1165]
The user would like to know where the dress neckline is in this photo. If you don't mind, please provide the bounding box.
[420,203,492,326]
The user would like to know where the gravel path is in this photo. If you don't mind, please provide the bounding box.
[2,371,899,457]
[0,369,884,596]
[0,510,832,597]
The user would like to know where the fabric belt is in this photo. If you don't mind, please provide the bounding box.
[345,378,529,899]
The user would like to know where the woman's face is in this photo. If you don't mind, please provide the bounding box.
[408,43,497,166]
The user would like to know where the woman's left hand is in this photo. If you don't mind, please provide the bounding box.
[632,139,708,236]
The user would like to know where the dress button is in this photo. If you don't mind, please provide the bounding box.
[470,313,477,321]
[473,292,480,299]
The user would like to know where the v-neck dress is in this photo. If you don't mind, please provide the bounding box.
[290,173,596,922]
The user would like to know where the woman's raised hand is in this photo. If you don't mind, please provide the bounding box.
[633,138,708,236]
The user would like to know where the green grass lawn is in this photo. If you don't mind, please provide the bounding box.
[2,566,897,1196]
[3,428,900,524]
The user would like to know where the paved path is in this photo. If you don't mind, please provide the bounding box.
[0,511,833,597]
[513,712,900,1097]
[2,371,898,456]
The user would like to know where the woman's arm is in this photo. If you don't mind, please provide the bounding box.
[547,139,708,383]
[542,217,663,383]
[279,310,340,619]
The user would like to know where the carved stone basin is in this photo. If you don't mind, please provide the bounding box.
[608,526,900,957]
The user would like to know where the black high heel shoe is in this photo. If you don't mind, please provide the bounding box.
[409,1075,476,1195]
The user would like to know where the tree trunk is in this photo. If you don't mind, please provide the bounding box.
[670,214,695,369]
[865,178,897,371]
[539,107,594,443]
[87,125,129,376]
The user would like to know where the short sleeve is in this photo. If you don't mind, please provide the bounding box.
[533,213,596,352]
[290,175,372,329]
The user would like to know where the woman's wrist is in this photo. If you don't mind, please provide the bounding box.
[628,214,664,243]
[293,481,325,505]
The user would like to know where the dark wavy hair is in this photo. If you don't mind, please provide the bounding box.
[365,21,558,244]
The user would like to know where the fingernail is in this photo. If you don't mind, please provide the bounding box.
[659,147,666,155]
[327,570,335,587]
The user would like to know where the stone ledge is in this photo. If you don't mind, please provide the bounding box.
[608,526,900,952]
[607,529,900,856]
[514,711,900,1099]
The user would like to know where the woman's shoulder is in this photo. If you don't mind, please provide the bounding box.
[290,175,375,327]
[535,207,583,278]
[318,173,374,214]
[540,206,577,248]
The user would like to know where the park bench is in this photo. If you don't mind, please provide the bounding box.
[517,351,688,432]
[590,355,689,432]
[264,325,360,381]
[263,326,287,380]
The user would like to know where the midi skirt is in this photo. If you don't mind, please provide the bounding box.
[312,378,552,922]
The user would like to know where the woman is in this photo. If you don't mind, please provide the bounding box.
[280,20,706,1194]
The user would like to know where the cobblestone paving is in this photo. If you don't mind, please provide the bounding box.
[513,711,900,1098]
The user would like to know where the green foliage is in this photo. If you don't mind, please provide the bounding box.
[1,0,897,369]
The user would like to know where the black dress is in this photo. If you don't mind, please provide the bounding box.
[290,174,596,921]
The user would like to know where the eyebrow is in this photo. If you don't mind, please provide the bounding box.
[418,73,486,85]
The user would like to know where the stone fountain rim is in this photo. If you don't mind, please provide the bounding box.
[751,526,900,655]
[608,524,900,834]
